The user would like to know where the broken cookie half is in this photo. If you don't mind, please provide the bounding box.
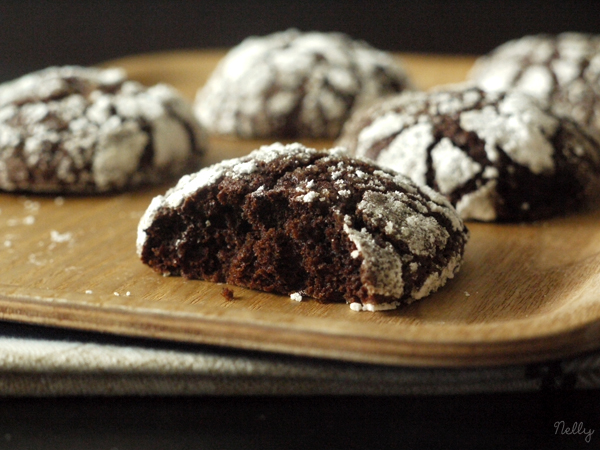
[137,142,469,311]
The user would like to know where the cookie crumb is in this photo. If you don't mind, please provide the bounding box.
[23,200,41,212]
[221,287,235,301]
[23,215,35,225]
[50,230,73,243]
[465,291,471,297]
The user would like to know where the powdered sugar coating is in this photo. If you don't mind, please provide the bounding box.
[459,93,558,173]
[337,85,600,221]
[194,29,412,139]
[0,66,207,193]
[138,142,468,310]
[469,32,600,144]
[431,137,481,194]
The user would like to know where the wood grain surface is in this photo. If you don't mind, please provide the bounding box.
[1,50,600,367]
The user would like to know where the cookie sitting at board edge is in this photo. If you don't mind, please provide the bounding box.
[0,65,207,194]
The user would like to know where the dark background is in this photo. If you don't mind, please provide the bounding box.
[0,0,598,82]
[1,391,599,450]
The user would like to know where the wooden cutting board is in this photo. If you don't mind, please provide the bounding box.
[1,49,600,367]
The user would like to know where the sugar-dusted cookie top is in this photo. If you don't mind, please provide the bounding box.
[0,66,207,193]
[469,33,600,144]
[137,142,468,311]
[337,85,600,221]
[194,29,412,139]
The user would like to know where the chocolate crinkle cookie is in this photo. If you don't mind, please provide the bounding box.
[137,142,468,311]
[469,32,600,144]
[0,66,207,194]
[337,85,600,222]
[194,29,412,139]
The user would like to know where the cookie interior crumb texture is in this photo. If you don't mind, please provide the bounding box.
[0,65,207,194]
[194,29,412,139]
[137,142,469,311]
[337,85,600,222]
[469,32,600,145]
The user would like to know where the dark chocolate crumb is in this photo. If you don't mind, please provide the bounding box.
[221,287,235,301]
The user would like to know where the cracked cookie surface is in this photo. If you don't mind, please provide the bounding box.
[337,86,600,222]
[194,29,412,139]
[137,142,468,311]
[0,66,207,193]
[469,32,600,145]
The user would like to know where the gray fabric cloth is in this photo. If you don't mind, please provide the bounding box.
[0,322,598,396]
